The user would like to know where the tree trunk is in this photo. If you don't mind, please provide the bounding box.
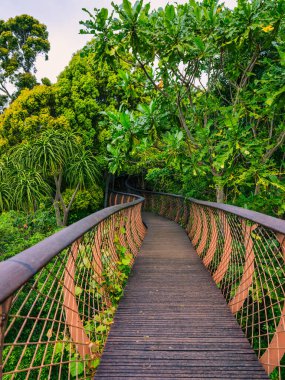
[176,97,196,150]
[254,183,260,196]
[104,173,111,208]
[141,174,145,190]
[62,183,80,226]
[53,200,64,227]
[112,175,115,191]
[62,209,69,227]
[216,185,225,203]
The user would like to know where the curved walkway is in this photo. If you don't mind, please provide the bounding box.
[95,213,268,379]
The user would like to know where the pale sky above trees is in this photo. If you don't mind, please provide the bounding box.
[1,0,237,83]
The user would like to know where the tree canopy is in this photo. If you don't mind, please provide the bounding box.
[0,14,50,109]
[0,0,284,233]
[80,0,285,215]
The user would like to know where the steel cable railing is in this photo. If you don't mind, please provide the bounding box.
[0,192,146,379]
[127,186,284,380]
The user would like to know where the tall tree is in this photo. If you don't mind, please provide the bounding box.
[0,14,50,109]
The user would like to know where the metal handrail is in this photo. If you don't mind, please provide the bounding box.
[126,183,285,234]
[0,193,144,304]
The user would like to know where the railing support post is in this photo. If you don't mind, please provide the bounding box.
[63,238,93,359]
[0,297,12,378]
[229,221,257,314]
[203,210,217,267]
[213,211,232,284]
[260,234,285,375]
[196,207,208,256]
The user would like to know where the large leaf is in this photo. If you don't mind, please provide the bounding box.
[122,0,133,19]
[69,360,84,378]
[97,8,108,28]
[193,36,205,52]
[120,112,131,129]
[165,5,175,21]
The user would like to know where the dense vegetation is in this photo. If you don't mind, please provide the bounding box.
[80,0,285,215]
[0,2,284,379]
[0,0,284,258]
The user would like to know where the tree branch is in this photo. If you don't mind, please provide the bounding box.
[66,183,80,212]
[135,55,170,98]
[0,83,12,98]
[262,130,285,162]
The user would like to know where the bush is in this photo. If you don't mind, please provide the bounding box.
[0,209,59,261]
[62,184,104,224]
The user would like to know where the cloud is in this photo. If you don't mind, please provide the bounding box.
[1,0,237,83]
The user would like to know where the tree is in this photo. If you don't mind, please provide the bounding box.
[55,49,151,148]
[0,84,69,151]
[81,0,285,211]
[0,130,100,226]
[0,14,50,109]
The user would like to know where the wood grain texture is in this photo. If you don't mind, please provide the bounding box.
[95,213,268,379]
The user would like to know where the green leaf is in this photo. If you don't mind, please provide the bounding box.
[75,286,83,296]
[91,358,100,369]
[133,0,143,19]
[54,342,63,356]
[121,254,132,266]
[193,36,205,52]
[96,324,107,333]
[122,0,133,18]
[266,85,285,106]
[97,8,108,28]
[69,360,84,377]
[119,112,131,129]
[83,256,91,269]
[165,5,175,21]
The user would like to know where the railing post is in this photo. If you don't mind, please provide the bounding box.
[130,206,142,249]
[125,202,139,256]
[185,202,191,234]
[192,205,203,247]
[188,204,198,240]
[0,297,12,378]
[174,198,182,223]
[213,211,232,284]
[63,238,93,359]
[203,210,218,268]
[196,207,208,256]
[135,203,147,240]
[260,233,285,375]
[92,223,104,285]
[228,221,257,314]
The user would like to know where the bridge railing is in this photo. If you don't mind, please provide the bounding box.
[0,192,146,379]
[128,187,284,379]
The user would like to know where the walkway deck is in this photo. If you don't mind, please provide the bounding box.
[95,213,268,379]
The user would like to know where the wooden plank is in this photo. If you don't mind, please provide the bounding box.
[95,213,268,379]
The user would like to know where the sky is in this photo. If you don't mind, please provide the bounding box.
[1,0,237,83]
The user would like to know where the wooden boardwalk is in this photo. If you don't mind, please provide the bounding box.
[95,213,268,379]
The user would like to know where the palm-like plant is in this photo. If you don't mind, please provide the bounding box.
[0,156,12,210]
[12,166,51,211]
[1,130,99,226]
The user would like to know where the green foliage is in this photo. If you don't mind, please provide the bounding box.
[0,84,69,149]
[82,0,285,215]
[0,208,58,261]
[55,50,150,149]
[62,184,104,223]
[0,14,50,108]
[0,129,100,226]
